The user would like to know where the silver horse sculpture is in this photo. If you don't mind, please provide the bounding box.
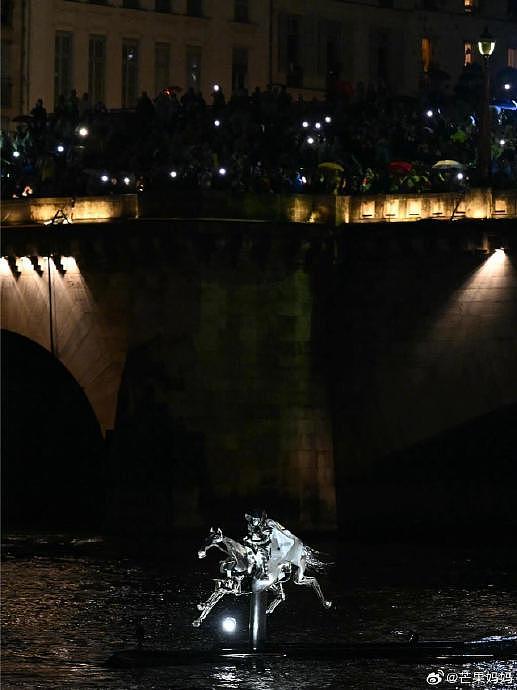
[192,515,332,627]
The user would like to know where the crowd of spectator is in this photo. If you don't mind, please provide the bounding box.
[1,68,516,201]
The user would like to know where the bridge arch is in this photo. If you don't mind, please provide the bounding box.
[0,254,128,434]
[1,329,106,529]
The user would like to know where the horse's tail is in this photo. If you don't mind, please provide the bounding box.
[304,545,332,573]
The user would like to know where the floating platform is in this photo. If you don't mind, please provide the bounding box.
[108,639,517,668]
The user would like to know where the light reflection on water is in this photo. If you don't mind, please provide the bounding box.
[1,535,516,689]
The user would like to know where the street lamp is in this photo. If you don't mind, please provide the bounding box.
[477,27,496,185]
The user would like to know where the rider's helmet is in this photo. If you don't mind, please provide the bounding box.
[245,509,267,532]
[244,510,270,545]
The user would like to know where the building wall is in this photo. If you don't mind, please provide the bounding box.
[1,0,23,128]
[1,0,516,125]
[22,0,270,111]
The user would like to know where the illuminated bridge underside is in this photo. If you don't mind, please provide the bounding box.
[2,219,516,532]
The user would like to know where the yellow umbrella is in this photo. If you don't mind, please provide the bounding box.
[318,162,344,172]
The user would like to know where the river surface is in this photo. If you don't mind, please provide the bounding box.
[2,534,516,689]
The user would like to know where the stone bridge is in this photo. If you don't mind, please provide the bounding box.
[2,218,516,536]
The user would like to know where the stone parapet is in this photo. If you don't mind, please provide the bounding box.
[139,188,517,225]
[1,195,138,226]
[3,189,516,227]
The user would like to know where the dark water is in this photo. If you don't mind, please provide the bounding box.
[2,534,516,689]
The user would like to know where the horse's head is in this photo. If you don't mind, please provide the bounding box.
[198,527,223,559]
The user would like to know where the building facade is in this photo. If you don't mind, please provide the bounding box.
[1,0,516,127]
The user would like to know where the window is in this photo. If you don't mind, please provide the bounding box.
[278,13,302,86]
[509,47,517,67]
[155,42,170,94]
[464,0,474,11]
[232,47,248,91]
[464,41,473,66]
[286,15,300,67]
[234,0,248,22]
[89,35,106,105]
[421,37,431,73]
[155,0,171,11]
[55,31,73,105]
[186,0,202,16]
[122,40,139,107]
[186,45,202,90]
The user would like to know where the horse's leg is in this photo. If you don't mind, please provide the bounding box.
[266,582,285,614]
[293,559,332,609]
[192,585,227,626]
[195,585,222,616]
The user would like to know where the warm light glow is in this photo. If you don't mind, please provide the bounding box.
[361,200,375,218]
[490,247,506,263]
[494,199,507,214]
[471,204,487,219]
[477,28,496,58]
[291,197,311,223]
[464,41,473,67]
[221,617,237,633]
[385,199,399,218]
[213,83,220,92]
[408,200,421,217]
[18,256,33,272]
[431,200,444,216]
[0,257,11,275]
[421,37,432,73]
[58,256,78,272]
[123,176,130,185]
[78,126,89,137]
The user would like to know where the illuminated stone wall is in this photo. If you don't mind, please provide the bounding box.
[4,188,516,228]
[1,195,138,225]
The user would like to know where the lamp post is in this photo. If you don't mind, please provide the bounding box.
[477,27,496,185]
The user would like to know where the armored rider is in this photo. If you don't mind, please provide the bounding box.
[244,510,272,579]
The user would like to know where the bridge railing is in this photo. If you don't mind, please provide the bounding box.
[1,194,138,226]
[2,188,516,226]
